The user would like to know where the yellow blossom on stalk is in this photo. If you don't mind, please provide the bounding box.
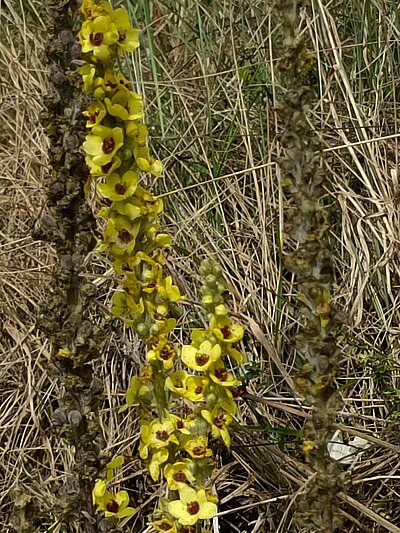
[201,403,234,447]
[80,0,111,19]
[146,337,176,370]
[120,366,154,411]
[105,89,143,121]
[111,291,144,325]
[83,125,124,166]
[83,100,106,128]
[164,460,196,490]
[181,435,213,459]
[148,448,169,481]
[126,120,148,140]
[97,170,138,201]
[181,340,221,372]
[79,15,119,62]
[112,8,140,53]
[168,486,217,526]
[152,517,177,533]
[87,154,122,177]
[157,276,181,304]
[94,70,133,100]
[92,479,135,519]
[77,64,96,92]
[166,370,209,402]
[139,418,179,460]
[99,214,140,256]
[208,362,239,387]
[209,307,244,344]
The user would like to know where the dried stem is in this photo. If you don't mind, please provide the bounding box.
[275,0,342,530]
[36,1,104,530]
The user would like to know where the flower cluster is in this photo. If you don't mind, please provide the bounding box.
[78,1,178,342]
[126,261,244,531]
[77,2,245,531]
[92,456,136,519]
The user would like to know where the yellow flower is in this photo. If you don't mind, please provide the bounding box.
[83,100,106,128]
[164,460,196,490]
[168,486,217,526]
[126,121,148,140]
[83,125,124,166]
[210,314,244,344]
[201,403,233,447]
[120,365,155,411]
[92,480,136,519]
[86,154,122,177]
[157,276,181,304]
[94,70,133,100]
[99,214,140,256]
[111,291,144,325]
[112,8,140,53]
[152,517,177,533]
[79,16,119,62]
[146,337,176,370]
[139,418,179,460]
[112,199,142,222]
[77,64,96,92]
[181,435,213,459]
[97,170,138,202]
[165,371,209,402]
[181,341,221,372]
[148,448,169,481]
[105,89,143,121]
[79,0,111,19]
[208,362,239,387]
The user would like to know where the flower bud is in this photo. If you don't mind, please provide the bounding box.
[205,274,217,288]
[201,294,213,306]
[136,323,149,338]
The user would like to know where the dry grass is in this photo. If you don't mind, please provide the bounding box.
[1,0,400,531]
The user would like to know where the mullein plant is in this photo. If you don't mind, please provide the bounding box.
[77,1,245,531]
[276,1,341,531]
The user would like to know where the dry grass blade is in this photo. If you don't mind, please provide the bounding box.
[1,0,400,531]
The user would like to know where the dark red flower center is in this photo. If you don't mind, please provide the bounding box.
[220,325,231,339]
[102,137,115,154]
[155,430,169,442]
[90,32,103,46]
[191,446,205,457]
[194,385,203,394]
[195,353,209,367]
[173,472,187,483]
[160,348,172,360]
[118,229,133,243]
[114,183,126,195]
[214,367,228,382]
[118,31,126,43]
[186,500,200,516]
[121,263,132,271]
[159,523,172,532]
[106,499,119,513]
[88,112,98,123]
[101,161,113,173]
[213,415,225,429]
[176,420,184,429]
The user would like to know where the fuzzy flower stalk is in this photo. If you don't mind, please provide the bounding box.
[276,1,342,531]
[77,1,245,531]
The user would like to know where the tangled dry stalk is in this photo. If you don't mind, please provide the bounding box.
[1,0,400,531]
